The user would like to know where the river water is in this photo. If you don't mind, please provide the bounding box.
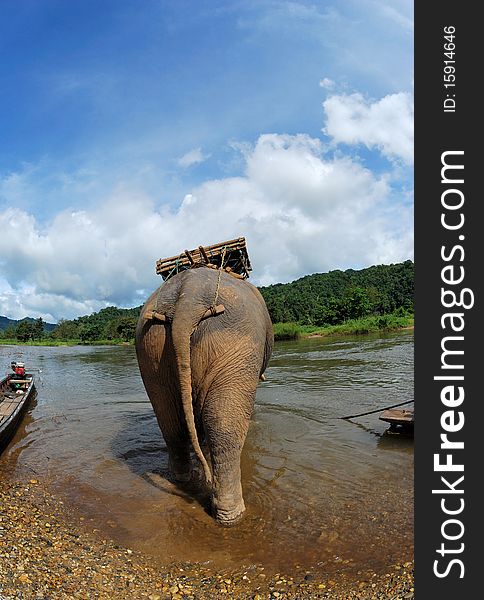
[0,331,413,577]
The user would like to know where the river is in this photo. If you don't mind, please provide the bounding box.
[0,331,413,577]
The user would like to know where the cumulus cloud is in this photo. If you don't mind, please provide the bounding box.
[177,148,210,168]
[323,92,414,164]
[0,133,412,321]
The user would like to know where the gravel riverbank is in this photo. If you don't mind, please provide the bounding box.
[0,474,414,600]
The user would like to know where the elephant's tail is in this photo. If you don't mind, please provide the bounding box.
[171,309,213,486]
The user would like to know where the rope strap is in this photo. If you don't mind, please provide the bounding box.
[211,246,227,309]
[340,400,414,420]
[151,248,228,321]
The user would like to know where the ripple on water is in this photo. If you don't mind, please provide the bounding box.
[0,332,413,575]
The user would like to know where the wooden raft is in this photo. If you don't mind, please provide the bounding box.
[156,237,252,281]
[379,408,414,430]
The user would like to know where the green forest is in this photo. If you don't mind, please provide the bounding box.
[0,261,413,344]
[260,260,414,325]
[0,307,141,344]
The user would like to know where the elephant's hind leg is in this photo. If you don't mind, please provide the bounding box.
[136,324,192,482]
[151,392,193,483]
[202,382,255,526]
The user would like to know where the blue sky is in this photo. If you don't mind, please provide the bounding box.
[0,0,413,322]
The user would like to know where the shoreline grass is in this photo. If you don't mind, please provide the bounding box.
[273,313,414,341]
[0,338,132,347]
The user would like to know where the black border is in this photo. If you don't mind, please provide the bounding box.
[415,2,482,596]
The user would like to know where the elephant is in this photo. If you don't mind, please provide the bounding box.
[135,266,273,525]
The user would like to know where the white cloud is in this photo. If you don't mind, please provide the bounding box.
[374,0,413,33]
[319,77,335,90]
[177,148,210,168]
[323,91,414,164]
[0,281,107,323]
[0,133,412,322]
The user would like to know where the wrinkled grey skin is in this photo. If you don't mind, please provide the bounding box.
[135,267,273,525]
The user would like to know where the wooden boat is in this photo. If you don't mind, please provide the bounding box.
[379,407,414,432]
[156,237,252,281]
[0,372,35,452]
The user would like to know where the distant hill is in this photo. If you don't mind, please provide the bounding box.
[0,316,57,332]
[259,260,414,324]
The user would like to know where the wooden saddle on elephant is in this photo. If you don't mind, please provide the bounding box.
[155,237,252,281]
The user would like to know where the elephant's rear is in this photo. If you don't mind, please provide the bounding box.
[135,267,273,525]
[136,267,273,411]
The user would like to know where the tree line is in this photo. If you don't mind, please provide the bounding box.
[258,260,414,325]
[1,308,141,343]
[1,261,413,342]
[0,318,47,342]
